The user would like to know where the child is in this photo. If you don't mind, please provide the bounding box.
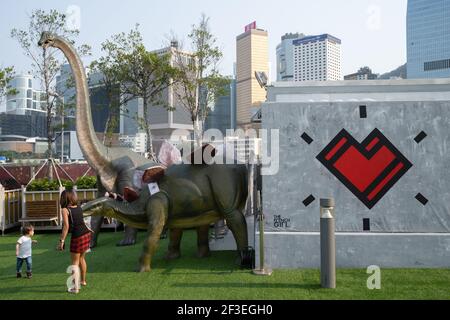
[16,224,37,279]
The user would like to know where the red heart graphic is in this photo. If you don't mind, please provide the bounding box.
[316,129,412,209]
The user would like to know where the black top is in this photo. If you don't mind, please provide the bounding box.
[67,206,89,238]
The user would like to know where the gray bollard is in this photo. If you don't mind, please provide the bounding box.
[252,191,272,276]
[320,198,336,288]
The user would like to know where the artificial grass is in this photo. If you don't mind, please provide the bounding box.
[0,230,449,300]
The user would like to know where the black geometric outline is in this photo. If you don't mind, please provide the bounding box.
[363,218,370,231]
[415,193,428,206]
[316,128,413,209]
[414,131,427,144]
[359,105,367,118]
[301,132,314,145]
[302,194,315,207]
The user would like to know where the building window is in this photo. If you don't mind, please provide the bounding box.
[424,59,450,71]
[28,79,32,88]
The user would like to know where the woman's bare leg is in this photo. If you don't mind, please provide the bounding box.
[79,252,87,284]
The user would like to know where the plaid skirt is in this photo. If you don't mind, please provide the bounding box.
[70,232,91,253]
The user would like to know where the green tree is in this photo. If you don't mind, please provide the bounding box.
[105,25,179,160]
[172,14,230,146]
[0,66,17,101]
[89,56,123,148]
[11,9,91,178]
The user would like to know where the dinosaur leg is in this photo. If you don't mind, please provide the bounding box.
[196,224,211,258]
[91,175,107,248]
[89,215,103,248]
[165,228,182,260]
[138,194,169,272]
[223,209,250,267]
[117,226,138,246]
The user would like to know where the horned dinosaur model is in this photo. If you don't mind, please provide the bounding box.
[38,32,250,272]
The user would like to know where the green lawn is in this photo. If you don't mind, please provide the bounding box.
[0,230,448,300]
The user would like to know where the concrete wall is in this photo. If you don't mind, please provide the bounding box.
[260,80,450,268]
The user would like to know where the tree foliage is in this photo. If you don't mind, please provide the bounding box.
[10,9,91,165]
[74,176,97,189]
[102,25,179,159]
[89,53,122,147]
[26,178,73,191]
[0,66,17,101]
[172,14,230,145]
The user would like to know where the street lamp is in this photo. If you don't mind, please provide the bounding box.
[320,198,336,288]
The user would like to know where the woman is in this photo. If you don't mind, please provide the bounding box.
[58,189,92,293]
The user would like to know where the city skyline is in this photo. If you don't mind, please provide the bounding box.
[0,0,407,85]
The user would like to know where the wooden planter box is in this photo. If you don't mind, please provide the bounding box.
[20,187,62,230]
[0,187,22,235]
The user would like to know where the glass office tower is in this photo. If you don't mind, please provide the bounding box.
[407,0,450,79]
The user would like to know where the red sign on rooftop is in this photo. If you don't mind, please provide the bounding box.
[245,21,256,32]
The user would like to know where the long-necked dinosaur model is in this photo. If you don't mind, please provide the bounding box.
[38,31,155,248]
[38,32,250,272]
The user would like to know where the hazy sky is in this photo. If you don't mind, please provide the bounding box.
[0,0,407,82]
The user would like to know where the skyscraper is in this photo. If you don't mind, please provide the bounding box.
[204,79,236,135]
[5,74,47,116]
[236,22,269,128]
[293,34,342,82]
[276,33,305,81]
[407,0,450,79]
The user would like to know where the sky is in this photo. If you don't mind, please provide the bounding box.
[0,0,407,83]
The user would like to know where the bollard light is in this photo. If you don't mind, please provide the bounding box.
[320,198,336,289]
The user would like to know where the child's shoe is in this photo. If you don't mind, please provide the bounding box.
[26,272,32,279]
[16,272,22,278]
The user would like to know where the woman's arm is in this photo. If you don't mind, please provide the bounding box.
[58,208,69,250]
[16,243,20,256]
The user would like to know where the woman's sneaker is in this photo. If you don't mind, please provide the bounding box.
[26,272,32,279]
[16,272,22,278]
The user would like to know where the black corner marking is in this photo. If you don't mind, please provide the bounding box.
[359,105,367,119]
[414,131,427,144]
[302,195,315,207]
[363,218,370,231]
[301,132,314,145]
[415,193,428,205]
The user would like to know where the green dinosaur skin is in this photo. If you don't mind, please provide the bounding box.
[83,163,248,271]
[37,32,250,272]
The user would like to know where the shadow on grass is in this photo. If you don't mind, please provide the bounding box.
[0,243,15,252]
[0,284,63,294]
[0,230,246,276]
[172,282,322,290]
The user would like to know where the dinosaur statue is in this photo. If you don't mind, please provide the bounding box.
[38,32,251,271]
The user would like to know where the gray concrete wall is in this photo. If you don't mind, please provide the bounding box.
[261,98,450,268]
[255,233,450,268]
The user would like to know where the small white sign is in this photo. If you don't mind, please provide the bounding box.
[148,182,160,195]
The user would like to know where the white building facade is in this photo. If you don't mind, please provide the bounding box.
[293,34,342,82]
[5,74,47,115]
[119,132,147,155]
[276,33,305,81]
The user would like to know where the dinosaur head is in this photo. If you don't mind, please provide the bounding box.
[38,32,56,49]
